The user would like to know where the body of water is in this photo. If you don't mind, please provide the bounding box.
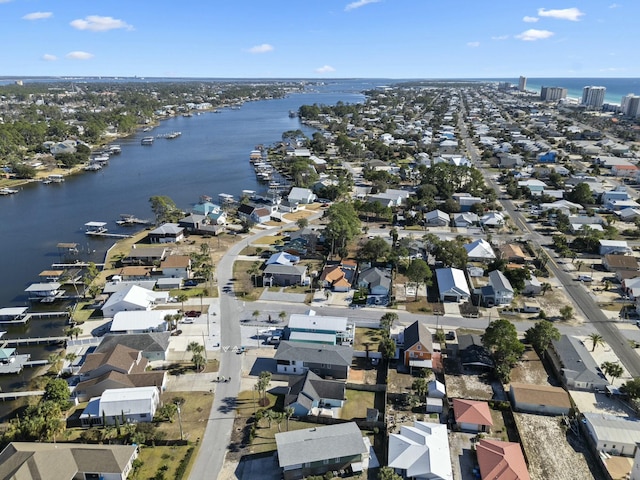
[0,80,372,418]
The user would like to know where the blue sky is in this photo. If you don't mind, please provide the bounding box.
[1,0,638,79]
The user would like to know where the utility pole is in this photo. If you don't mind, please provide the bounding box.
[176,403,184,442]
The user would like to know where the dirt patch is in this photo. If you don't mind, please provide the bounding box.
[514,413,595,480]
[349,357,378,385]
[445,372,494,401]
[508,348,555,386]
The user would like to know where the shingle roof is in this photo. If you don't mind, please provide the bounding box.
[79,344,144,374]
[477,439,530,480]
[453,398,493,426]
[285,371,345,409]
[274,341,353,367]
[97,332,171,354]
[550,335,608,386]
[403,321,433,352]
[275,422,366,468]
[510,383,571,410]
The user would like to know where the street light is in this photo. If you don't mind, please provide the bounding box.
[175,403,184,442]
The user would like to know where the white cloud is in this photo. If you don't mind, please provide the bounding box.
[345,0,380,12]
[315,65,336,74]
[23,12,52,20]
[491,35,509,40]
[66,51,94,60]
[41,54,57,61]
[537,7,584,21]
[247,44,274,54]
[0,0,14,3]
[467,41,480,48]
[523,16,538,23]
[70,15,133,32]
[515,29,554,41]
[609,3,620,8]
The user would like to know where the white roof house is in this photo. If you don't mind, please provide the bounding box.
[288,310,348,334]
[388,422,453,480]
[101,285,168,318]
[436,268,470,303]
[480,212,505,227]
[288,187,316,204]
[599,240,633,256]
[464,239,496,261]
[111,309,177,334]
[583,413,640,457]
[95,386,160,425]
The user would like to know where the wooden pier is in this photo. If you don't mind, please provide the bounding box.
[2,336,67,347]
[51,263,105,268]
[85,231,132,239]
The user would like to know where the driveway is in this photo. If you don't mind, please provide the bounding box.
[259,287,307,303]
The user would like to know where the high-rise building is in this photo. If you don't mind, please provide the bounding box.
[622,94,640,117]
[540,86,567,102]
[581,86,606,109]
[518,76,527,92]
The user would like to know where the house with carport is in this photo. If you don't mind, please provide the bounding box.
[435,268,470,303]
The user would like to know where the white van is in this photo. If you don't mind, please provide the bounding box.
[578,274,593,282]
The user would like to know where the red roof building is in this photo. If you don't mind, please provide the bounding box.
[477,439,530,480]
[453,398,493,433]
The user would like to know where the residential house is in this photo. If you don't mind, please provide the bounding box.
[274,341,353,379]
[522,275,543,296]
[618,208,640,223]
[464,239,496,262]
[288,187,316,205]
[458,195,484,212]
[425,209,450,227]
[583,413,640,457]
[509,383,572,415]
[388,422,453,480]
[547,335,609,392]
[476,439,531,480]
[159,255,192,280]
[366,189,411,207]
[480,212,505,228]
[453,398,493,433]
[147,223,184,244]
[453,212,479,228]
[275,423,368,480]
[75,344,166,401]
[357,267,392,297]
[178,213,208,233]
[603,254,638,277]
[458,334,494,371]
[122,246,167,266]
[483,270,515,307]
[101,285,168,318]
[286,310,354,346]
[518,179,548,196]
[263,264,308,287]
[540,199,583,216]
[97,332,171,362]
[237,204,273,224]
[266,252,300,266]
[0,442,139,480]
[499,244,528,263]
[428,380,446,399]
[110,310,176,334]
[284,370,346,417]
[599,240,633,256]
[602,187,630,205]
[435,268,471,303]
[117,266,154,281]
[319,261,356,292]
[81,386,160,426]
[401,321,437,371]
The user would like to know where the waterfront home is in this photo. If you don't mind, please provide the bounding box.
[101,285,168,317]
[110,310,176,334]
[159,254,191,279]
[287,186,316,205]
[122,246,167,265]
[97,332,171,362]
[81,386,160,426]
[284,370,346,417]
[275,422,368,480]
[237,203,272,224]
[0,442,139,480]
[388,422,453,480]
[274,341,353,379]
[147,223,184,244]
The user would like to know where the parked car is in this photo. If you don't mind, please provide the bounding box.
[578,274,593,282]
[184,310,202,317]
[184,279,198,287]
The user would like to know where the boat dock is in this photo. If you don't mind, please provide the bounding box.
[85,231,132,239]
[0,390,45,402]
[51,263,105,268]
[2,336,67,347]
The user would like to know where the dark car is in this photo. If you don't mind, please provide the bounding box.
[184,310,202,318]
[184,279,198,287]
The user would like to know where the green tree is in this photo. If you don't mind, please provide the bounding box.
[156,403,178,422]
[412,377,428,403]
[379,337,396,359]
[44,378,70,405]
[296,217,309,229]
[559,305,574,321]
[256,371,272,405]
[524,320,560,356]
[187,342,205,371]
[621,378,640,400]
[482,319,525,382]
[601,361,624,383]
[323,202,361,257]
[405,259,433,301]
[149,195,180,225]
[358,237,391,263]
[378,466,403,480]
[588,333,605,352]
[567,182,594,205]
[379,312,399,336]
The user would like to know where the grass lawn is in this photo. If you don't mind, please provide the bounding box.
[167,287,210,299]
[233,260,261,301]
[354,327,383,352]
[156,391,214,443]
[252,234,285,245]
[251,419,313,454]
[341,390,375,419]
[403,297,432,314]
[133,445,193,480]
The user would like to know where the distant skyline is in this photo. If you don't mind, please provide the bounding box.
[2,1,638,79]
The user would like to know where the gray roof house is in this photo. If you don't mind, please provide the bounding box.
[263,264,308,287]
[276,422,368,480]
[147,223,184,244]
[483,270,515,307]
[357,267,392,296]
[547,335,609,392]
[96,332,171,362]
[284,370,346,417]
[274,341,354,379]
[425,209,450,227]
[453,212,479,228]
[435,268,470,303]
[458,334,494,371]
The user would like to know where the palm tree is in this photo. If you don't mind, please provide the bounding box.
[247,261,261,287]
[601,361,624,382]
[187,342,206,371]
[284,407,294,431]
[176,293,189,313]
[252,310,261,322]
[588,333,605,352]
[64,326,82,340]
[48,352,64,375]
[278,311,287,323]
[541,283,552,296]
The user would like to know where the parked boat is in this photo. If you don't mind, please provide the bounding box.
[116,214,152,226]
[47,174,65,183]
[141,136,154,145]
[109,145,122,154]
[0,188,18,195]
[166,131,182,139]
[84,221,108,234]
[84,164,103,171]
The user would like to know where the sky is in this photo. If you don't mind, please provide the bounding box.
[1,0,638,79]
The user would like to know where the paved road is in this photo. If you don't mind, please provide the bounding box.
[189,211,323,480]
[458,94,640,377]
